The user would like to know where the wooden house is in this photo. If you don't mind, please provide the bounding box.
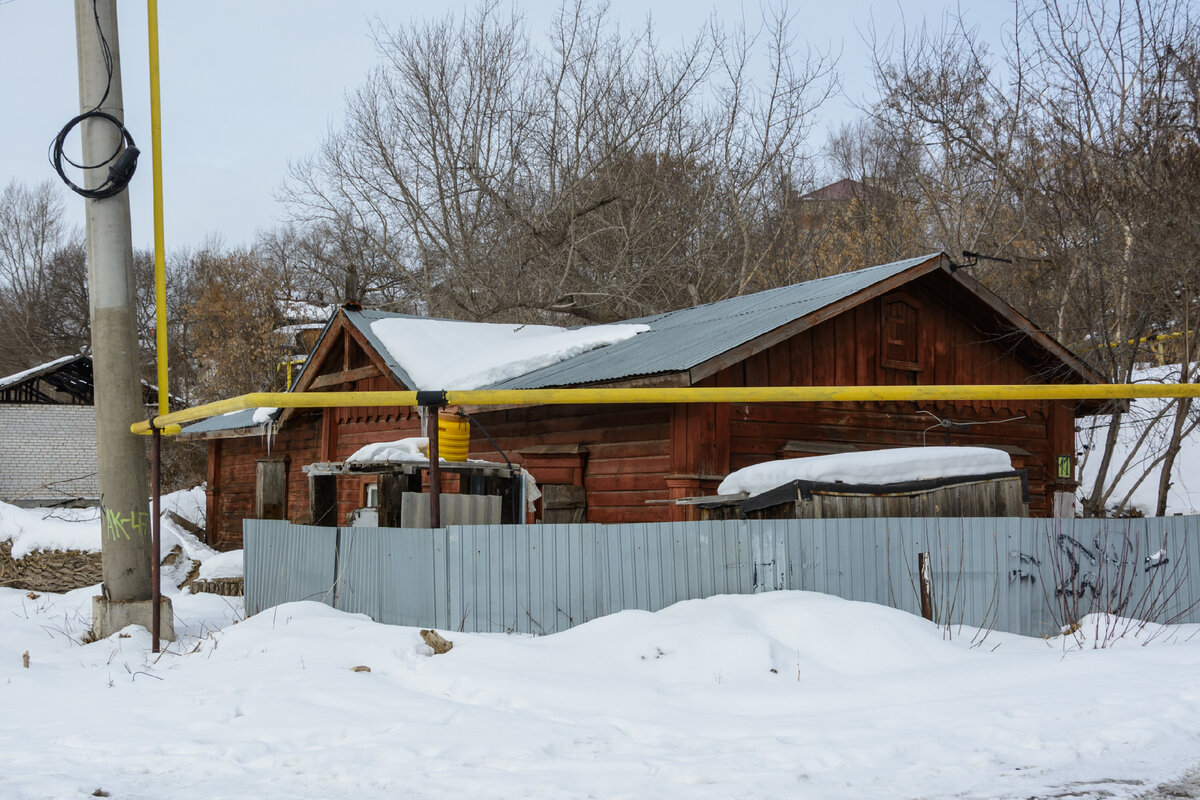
[183,253,1107,550]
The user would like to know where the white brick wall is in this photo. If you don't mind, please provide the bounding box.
[0,404,100,504]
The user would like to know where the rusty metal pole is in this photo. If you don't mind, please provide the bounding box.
[150,426,161,652]
[918,552,934,622]
[427,406,441,528]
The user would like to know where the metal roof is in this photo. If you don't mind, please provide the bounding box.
[179,408,276,435]
[182,252,943,434]
[486,253,943,389]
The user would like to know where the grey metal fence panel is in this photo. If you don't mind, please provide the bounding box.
[243,516,1200,637]
[336,526,442,627]
[243,520,338,616]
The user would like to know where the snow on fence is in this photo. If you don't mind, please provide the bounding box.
[243,516,1200,638]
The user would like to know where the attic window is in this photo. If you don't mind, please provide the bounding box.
[882,298,920,371]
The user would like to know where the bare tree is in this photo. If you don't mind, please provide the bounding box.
[0,181,91,374]
[282,1,835,323]
[857,0,1200,516]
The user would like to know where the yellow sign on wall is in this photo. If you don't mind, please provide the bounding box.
[1057,455,1073,480]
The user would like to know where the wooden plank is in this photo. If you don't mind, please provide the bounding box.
[812,320,837,385]
[790,329,813,386]
[586,455,672,475]
[206,440,221,545]
[854,302,875,388]
[744,349,770,387]
[835,311,855,386]
[543,484,587,524]
[587,473,671,492]
[767,336,792,389]
[314,408,332,461]
[254,458,288,520]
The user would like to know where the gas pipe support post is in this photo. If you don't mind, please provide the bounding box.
[419,391,446,528]
[150,424,161,652]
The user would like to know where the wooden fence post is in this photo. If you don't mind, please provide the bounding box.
[918,552,934,622]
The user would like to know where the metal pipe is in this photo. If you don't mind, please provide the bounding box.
[146,0,168,418]
[150,425,161,653]
[427,406,441,528]
[132,382,1200,435]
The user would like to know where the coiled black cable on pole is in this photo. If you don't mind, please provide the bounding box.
[48,0,139,200]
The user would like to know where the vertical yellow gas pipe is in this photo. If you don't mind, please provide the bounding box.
[147,0,168,414]
[146,0,167,653]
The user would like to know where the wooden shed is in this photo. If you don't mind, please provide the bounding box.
[183,253,1107,550]
[691,471,1031,520]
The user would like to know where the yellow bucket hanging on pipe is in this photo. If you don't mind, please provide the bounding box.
[437,411,470,462]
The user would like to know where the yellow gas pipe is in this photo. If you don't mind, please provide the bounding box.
[132,383,1200,436]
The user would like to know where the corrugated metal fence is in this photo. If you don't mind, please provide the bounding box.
[244,517,1200,637]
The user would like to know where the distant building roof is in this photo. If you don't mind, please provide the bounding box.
[798,178,871,202]
[0,354,179,407]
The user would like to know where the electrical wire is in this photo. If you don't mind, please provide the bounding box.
[457,410,514,469]
[48,0,139,200]
[918,410,1027,445]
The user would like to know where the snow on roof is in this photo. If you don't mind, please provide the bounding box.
[718,446,1014,497]
[369,317,649,390]
[0,354,81,390]
[345,437,429,464]
[180,407,278,435]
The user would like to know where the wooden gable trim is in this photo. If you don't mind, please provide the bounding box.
[308,364,384,389]
[278,310,405,426]
[687,253,948,384]
[942,268,1106,385]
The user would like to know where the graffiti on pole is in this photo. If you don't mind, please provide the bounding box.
[103,507,149,541]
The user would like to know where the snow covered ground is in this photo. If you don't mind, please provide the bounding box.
[4,570,1200,797]
[1078,365,1200,515]
[4,435,1200,798]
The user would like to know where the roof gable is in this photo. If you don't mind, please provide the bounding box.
[486,253,947,388]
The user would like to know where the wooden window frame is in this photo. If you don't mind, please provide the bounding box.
[881,294,921,372]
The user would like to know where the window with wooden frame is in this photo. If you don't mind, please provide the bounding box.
[881,296,920,371]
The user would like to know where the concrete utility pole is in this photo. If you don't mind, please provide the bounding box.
[74,0,172,640]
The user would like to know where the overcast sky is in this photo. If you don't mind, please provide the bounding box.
[0,1,1012,252]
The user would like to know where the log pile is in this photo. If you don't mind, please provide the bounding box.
[0,540,102,593]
